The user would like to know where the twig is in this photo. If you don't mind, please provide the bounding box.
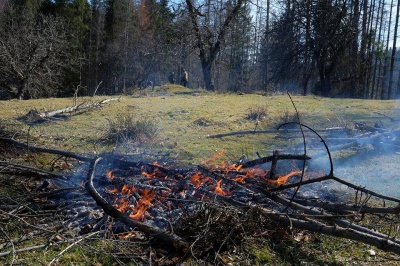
[0,243,48,257]
[47,231,98,266]
[280,92,307,211]
[0,225,15,264]
[92,81,103,98]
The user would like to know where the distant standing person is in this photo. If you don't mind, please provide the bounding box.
[168,71,175,84]
[181,69,188,87]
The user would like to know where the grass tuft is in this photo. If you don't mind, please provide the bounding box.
[275,109,300,128]
[104,114,158,145]
[246,106,268,121]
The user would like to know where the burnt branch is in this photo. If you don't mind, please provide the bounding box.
[241,153,311,168]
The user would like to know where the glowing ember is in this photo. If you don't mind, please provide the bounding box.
[142,169,158,178]
[245,168,268,178]
[107,188,119,193]
[232,175,247,183]
[214,180,227,196]
[267,170,302,186]
[115,198,129,213]
[141,162,168,179]
[119,232,136,239]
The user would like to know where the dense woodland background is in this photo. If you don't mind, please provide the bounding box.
[0,0,399,100]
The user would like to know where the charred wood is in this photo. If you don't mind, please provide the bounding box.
[241,153,311,168]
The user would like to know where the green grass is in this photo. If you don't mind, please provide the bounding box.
[1,87,400,265]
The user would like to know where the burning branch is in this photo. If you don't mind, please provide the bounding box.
[85,157,189,253]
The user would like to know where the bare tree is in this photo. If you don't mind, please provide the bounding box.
[0,8,75,99]
[185,0,245,91]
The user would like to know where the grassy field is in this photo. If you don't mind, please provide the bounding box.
[1,85,400,265]
[2,85,400,164]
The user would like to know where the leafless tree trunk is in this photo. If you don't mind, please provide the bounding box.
[185,0,245,91]
[380,0,394,99]
[391,0,400,97]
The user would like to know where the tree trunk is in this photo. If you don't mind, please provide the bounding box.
[185,0,244,91]
[391,0,400,97]
[201,59,213,91]
[360,0,369,98]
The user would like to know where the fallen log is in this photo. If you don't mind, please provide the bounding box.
[206,127,350,139]
[0,161,66,179]
[19,97,120,123]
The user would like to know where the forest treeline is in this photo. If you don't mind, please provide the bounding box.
[0,0,399,100]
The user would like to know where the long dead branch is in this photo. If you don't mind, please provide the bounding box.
[277,216,400,255]
[294,199,400,214]
[0,161,65,178]
[0,137,93,162]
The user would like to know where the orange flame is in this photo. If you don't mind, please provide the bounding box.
[151,161,162,167]
[267,170,302,186]
[214,180,227,196]
[121,184,135,195]
[190,172,203,188]
[107,169,115,180]
[220,161,242,171]
[115,198,129,213]
[190,171,210,188]
[233,175,247,183]
[129,205,147,220]
[129,189,156,220]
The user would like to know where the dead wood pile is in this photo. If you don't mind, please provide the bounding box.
[1,133,400,264]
